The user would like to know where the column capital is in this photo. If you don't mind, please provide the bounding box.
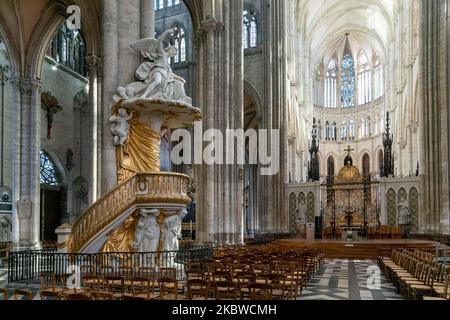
[194,19,225,48]
[10,77,42,95]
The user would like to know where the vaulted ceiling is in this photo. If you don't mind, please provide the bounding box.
[0,0,100,77]
[296,0,395,67]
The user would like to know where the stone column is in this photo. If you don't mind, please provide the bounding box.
[101,0,119,194]
[12,78,42,245]
[421,0,450,234]
[86,54,100,203]
[101,0,143,195]
[141,0,155,38]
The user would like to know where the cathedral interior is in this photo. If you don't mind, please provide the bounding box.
[0,0,449,302]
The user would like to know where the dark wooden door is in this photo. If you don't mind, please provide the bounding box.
[40,189,61,242]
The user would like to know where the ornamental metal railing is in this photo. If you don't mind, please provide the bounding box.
[8,245,213,285]
[69,172,191,253]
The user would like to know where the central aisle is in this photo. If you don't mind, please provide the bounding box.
[298,259,404,300]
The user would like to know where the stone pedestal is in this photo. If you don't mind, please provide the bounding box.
[306,223,315,241]
[55,224,72,253]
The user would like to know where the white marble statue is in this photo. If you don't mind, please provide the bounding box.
[162,209,188,252]
[397,200,410,225]
[113,28,192,105]
[297,200,307,224]
[134,209,161,252]
[109,108,134,146]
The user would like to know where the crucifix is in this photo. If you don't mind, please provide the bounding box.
[41,91,62,139]
[344,145,355,155]
[344,145,355,166]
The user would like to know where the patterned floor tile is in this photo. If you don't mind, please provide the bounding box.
[297,259,403,300]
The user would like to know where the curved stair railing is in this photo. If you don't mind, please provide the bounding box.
[69,172,191,253]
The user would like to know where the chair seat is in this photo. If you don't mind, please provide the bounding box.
[423,296,447,300]
[159,294,186,300]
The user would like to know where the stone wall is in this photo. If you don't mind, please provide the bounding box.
[41,59,90,222]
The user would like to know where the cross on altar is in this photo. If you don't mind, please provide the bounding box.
[344,145,355,155]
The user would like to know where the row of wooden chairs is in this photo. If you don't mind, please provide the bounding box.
[0,288,34,300]
[379,249,450,300]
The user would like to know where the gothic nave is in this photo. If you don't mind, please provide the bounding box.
[0,0,449,305]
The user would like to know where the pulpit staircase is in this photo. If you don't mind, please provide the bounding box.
[68,172,191,253]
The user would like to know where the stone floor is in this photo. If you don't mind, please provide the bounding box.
[298,259,403,300]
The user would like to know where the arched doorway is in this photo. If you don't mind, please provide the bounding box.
[39,151,64,242]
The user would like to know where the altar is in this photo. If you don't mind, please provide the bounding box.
[321,146,380,240]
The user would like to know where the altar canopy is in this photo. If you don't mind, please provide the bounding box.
[321,147,380,238]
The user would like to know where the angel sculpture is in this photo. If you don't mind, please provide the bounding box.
[114,28,192,105]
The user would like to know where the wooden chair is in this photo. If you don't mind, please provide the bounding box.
[39,272,65,297]
[13,289,33,300]
[159,277,185,300]
[186,279,210,300]
[105,276,125,299]
[123,277,159,300]
[91,291,114,300]
[159,267,177,279]
[0,288,8,300]
[66,293,92,300]
[248,283,273,300]
[428,272,450,300]
[214,281,238,300]
[235,271,256,299]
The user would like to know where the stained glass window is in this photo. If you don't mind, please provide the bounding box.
[341,54,356,108]
[243,10,258,49]
[40,151,59,186]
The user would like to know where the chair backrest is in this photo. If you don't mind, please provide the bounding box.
[214,281,237,300]
[39,290,60,300]
[118,266,134,279]
[248,283,273,300]
[66,293,91,300]
[130,277,154,298]
[0,288,8,300]
[39,272,57,291]
[159,277,179,299]
[13,289,33,300]
[160,267,177,279]
[99,265,114,277]
[80,265,96,276]
[105,276,125,293]
[138,266,156,279]
[186,270,205,281]
[187,279,210,300]
[212,271,232,282]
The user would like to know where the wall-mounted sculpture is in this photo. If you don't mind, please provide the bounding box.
[41,91,62,139]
